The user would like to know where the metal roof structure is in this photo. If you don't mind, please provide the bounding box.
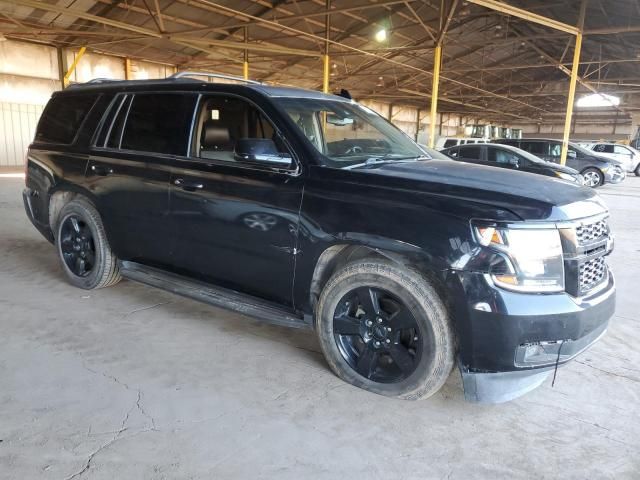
[0,0,638,124]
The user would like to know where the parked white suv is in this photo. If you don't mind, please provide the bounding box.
[581,142,640,175]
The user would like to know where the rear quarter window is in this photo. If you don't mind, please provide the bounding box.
[35,94,99,144]
[443,139,457,148]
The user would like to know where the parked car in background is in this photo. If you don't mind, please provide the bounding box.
[495,138,626,187]
[579,142,640,175]
[435,137,488,149]
[418,144,453,160]
[441,143,583,185]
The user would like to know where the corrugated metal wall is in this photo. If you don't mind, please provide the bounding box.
[0,102,44,167]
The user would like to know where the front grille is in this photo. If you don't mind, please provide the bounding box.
[576,219,608,245]
[562,215,611,296]
[579,256,607,293]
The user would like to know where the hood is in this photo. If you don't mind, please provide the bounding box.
[541,161,579,175]
[361,160,607,222]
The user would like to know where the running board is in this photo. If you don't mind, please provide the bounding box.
[119,261,311,330]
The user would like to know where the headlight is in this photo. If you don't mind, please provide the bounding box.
[555,171,578,182]
[474,224,565,293]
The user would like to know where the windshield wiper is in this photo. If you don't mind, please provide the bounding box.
[344,155,427,170]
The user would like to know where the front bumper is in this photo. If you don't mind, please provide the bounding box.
[605,167,626,184]
[448,270,615,402]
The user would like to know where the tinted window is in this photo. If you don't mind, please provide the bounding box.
[443,139,457,148]
[459,146,481,159]
[488,147,519,164]
[445,147,459,158]
[521,141,544,155]
[594,144,613,153]
[120,94,197,155]
[36,94,98,144]
[549,143,562,157]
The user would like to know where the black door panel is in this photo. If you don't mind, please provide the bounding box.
[169,160,302,306]
[86,153,173,266]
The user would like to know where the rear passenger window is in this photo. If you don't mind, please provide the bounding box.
[36,94,98,144]
[459,146,481,159]
[524,142,544,155]
[120,94,197,155]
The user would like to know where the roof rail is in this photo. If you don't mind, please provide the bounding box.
[169,71,262,85]
[67,78,123,88]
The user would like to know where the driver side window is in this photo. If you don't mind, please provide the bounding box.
[192,96,291,167]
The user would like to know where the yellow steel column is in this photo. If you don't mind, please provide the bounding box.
[428,43,442,148]
[243,26,249,80]
[560,32,582,164]
[63,46,86,87]
[124,57,132,80]
[322,0,330,93]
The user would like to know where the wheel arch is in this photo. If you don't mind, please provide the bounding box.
[307,239,449,314]
[48,184,101,238]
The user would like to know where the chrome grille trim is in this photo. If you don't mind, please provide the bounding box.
[579,256,607,293]
[576,218,608,245]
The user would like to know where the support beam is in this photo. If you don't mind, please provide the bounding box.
[243,26,249,80]
[428,43,442,148]
[466,0,579,35]
[560,32,583,164]
[560,1,587,165]
[152,0,165,32]
[63,46,86,87]
[124,57,132,80]
[322,0,330,94]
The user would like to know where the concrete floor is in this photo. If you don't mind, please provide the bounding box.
[1,174,639,480]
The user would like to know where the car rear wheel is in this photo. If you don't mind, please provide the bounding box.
[581,168,604,188]
[55,198,121,290]
[635,164,640,177]
[315,259,454,400]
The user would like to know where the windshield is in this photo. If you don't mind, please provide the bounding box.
[569,142,596,156]
[276,97,425,168]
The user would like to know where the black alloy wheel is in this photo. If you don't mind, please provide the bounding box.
[59,215,96,277]
[332,286,422,384]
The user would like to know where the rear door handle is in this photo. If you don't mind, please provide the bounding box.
[173,178,204,191]
[91,165,113,176]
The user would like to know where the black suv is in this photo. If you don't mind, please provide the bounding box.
[441,143,583,184]
[23,73,616,403]
[495,138,625,187]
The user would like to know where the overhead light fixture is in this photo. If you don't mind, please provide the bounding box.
[576,93,620,108]
[374,28,387,43]
[376,76,384,87]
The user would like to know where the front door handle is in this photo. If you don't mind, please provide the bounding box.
[174,178,204,191]
[91,165,113,176]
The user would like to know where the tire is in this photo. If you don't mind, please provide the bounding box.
[634,164,640,177]
[55,197,121,290]
[315,259,454,400]
[581,167,604,188]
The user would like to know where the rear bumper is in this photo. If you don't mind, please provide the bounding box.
[23,188,54,243]
[449,269,615,401]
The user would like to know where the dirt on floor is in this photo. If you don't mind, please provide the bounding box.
[0,175,638,479]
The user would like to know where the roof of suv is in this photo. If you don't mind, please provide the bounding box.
[63,77,350,102]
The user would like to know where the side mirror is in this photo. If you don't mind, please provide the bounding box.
[567,150,577,159]
[234,138,292,167]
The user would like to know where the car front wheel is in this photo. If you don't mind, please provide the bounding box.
[315,259,454,400]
